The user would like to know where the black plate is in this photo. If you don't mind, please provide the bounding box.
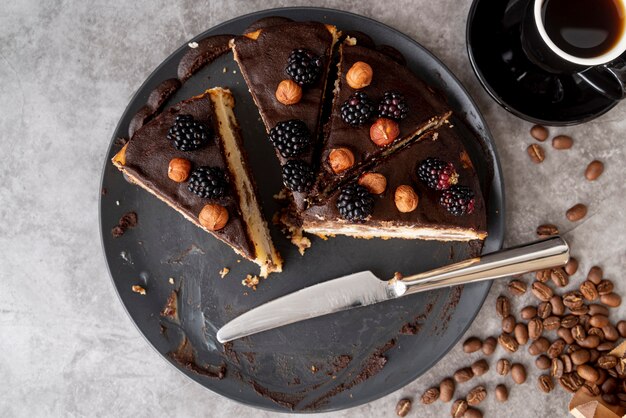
[466,0,619,126]
[100,7,504,413]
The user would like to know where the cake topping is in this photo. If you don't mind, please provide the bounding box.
[378,91,409,120]
[281,160,315,192]
[275,79,303,105]
[187,166,228,199]
[341,92,375,126]
[198,204,229,231]
[268,119,312,158]
[370,118,400,147]
[417,157,460,190]
[328,147,355,174]
[167,114,211,151]
[168,158,192,183]
[440,185,476,216]
[358,172,387,195]
[285,48,322,86]
[336,183,374,221]
[394,185,419,213]
[346,61,373,89]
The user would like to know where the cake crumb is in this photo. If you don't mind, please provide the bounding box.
[188,41,199,48]
[310,365,318,373]
[219,267,230,278]
[168,277,175,285]
[232,70,237,74]
[222,67,227,73]
[242,274,260,290]
[236,260,241,263]
[132,285,146,295]
[115,200,120,206]
[393,272,404,280]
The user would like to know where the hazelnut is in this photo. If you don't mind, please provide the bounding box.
[370,118,400,147]
[394,185,419,213]
[346,61,373,89]
[328,148,355,174]
[275,79,302,105]
[198,204,229,231]
[358,172,387,194]
[168,158,192,182]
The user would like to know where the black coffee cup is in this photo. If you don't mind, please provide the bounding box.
[521,0,626,100]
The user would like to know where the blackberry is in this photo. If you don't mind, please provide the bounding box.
[268,120,312,158]
[336,182,374,221]
[187,166,228,199]
[167,114,211,151]
[440,185,475,216]
[378,91,409,120]
[417,157,459,190]
[281,160,315,192]
[285,49,322,86]
[340,92,375,126]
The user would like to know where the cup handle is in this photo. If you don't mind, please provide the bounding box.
[577,57,626,101]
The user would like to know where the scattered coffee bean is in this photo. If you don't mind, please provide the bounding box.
[577,364,600,382]
[559,373,584,393]
[589,349,601,364]
[527,144,545,163]
[511,363,527,384]
[570,349,590,365]
[495,384,508,402]
[467,385,487,406]
[521,306,538,320]
[532,281,553,302]
[582,382,601,397]
[464,407,483,418]
[502,316,516,333]
[537,224,559,237]
[439,378,455,403]
[602,324,619,342]
[598,342,616,352]
[482,336,497,356]
[471,359,489,377]
[570,305,590,316]
[544,316,561,331]
[580,281,599,301]
[563,291,584,309]
[538,302,552,319]
[547,339,566,358]
[538,374,554,393]
[572,325,586,342]
[561,315,579,329]
[590,314,609,328]
[561,354,574,373]
[552,134,573,149]
[589,327,605,340]
[497,358,511,376]
[508,280,527,296]
[551,358,564,377]
[589,304,609,316]
[454,367,474,383]
[499,333,519,353]
[601,293,622,307]
[550,268,569,287]
[515,323,529,346]
[558,327,575,344]
[529,337,550,355]
[550,296,566,316]
[587,266,603,285]
[617,362,626,378]
[565,257,579,275]
[603,394,619,405]
[597,280,614,296]
[496,295,510,318]
[617,321,626,338]
[529,318,544,341]
[463,337,483,353]
[580,335,601,349]
[396,398,412,417]
[536,355,551,370]
[585,160,604,181]
[566,204,587,222]
[421,387,440,404]
[530,124,549,141]
[451,399,468,418]
[602,378,618,394]
[536,270,551,283]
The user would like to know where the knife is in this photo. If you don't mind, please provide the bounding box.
[217,236,569,343]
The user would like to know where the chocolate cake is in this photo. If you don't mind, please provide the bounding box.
[230,20,340,209]
[112,88,282,277]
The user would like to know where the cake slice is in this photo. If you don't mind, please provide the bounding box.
[300,123,488,241]
[230,19,340,209]
[112,88,282,277]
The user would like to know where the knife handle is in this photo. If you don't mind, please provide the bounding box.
[398,236,569,296]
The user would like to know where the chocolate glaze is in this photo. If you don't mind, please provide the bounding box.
[168,336,226,379]
[244,16,293,34]
[303,125,487,235]
[128,78,181,137]
[122,92,255,259]
[177,35,234,82]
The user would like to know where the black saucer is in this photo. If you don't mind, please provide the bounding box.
[466,0,618,126]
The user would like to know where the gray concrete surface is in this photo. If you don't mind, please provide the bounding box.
[1,0,625,416]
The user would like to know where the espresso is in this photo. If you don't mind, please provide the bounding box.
[542,0,625,58]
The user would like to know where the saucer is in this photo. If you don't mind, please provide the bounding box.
[466,0,618,126]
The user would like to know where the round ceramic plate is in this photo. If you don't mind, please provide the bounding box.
[100,7,504,413]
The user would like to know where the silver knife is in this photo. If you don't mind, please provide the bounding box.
[217,236,569,343]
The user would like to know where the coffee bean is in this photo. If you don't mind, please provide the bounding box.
[463,337,483,353]
[502,316,516,333]
[602,377,618,394]
[580,281,599,301]
[467,385,487,406]
[570,349,590,365]
[521,306,538,320]
[589,304,609,316]
[561,315,578,329]
[538,302,552,319]
[536,355,551,370]
[439,378,455,402]
[604,394,619,405]
[497,358,511,376]
[499,333,519,353]
[529,337,550,356]
[481,336,497,356]
[551,358,564,377]
[559,373,584,393]
[577,364,600,382]
[602,324,619,342]
[421,387,440,404]
[563,291,584,310]
[597,280,614,295]
[596,369,607,386]
[527,144,545,163]
[585,160,604,181]
[617,321,626,338]
[532,281,553,302]
[550,296,565,316]
[570,304,590,316]
[590,349,601,364]
[601,293,621,307]
[496,295,510,318]
[589,327,605,340]
[464,408,483,418]
[454,367,474,383]
[529,318,544,340]
[590,315,609,328]
[536,224,559,237]
[552,134,573,149]
[511,363,527,384]
[598,342,616,352]
[572,325,586,341]
[515,323,529,346]
[508,280,527,296]
[587,266,603,285]
[561,354,574,373]
[566,204,587,222]
[451,399,468,418]
[544,316,561,331]
[582,382,601,397]
[547,339,565,359]
[471,359,489,377]
[495,384,508,402]
[580,335,601,349]
[536,270,551,283]
[538,374,554,393]
[565,257,579,275]
[616,361,626,378]
[558,327,575,344]
[530,124,549,141]
[396,398,412,417]
[550,268,569,287]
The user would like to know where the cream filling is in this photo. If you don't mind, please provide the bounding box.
[209,88,282,276]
